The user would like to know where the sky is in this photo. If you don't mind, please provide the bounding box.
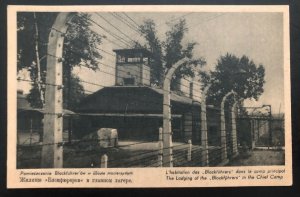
[18,11,285,113]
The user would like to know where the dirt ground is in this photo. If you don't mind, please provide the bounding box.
[227,149,285,166]
[17,140,284,168]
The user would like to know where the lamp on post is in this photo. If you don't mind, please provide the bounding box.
[262,105,272,148]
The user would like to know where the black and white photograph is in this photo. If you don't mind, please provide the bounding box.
[7,5,292,188]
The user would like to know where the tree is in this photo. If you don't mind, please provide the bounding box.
[17,12,102,109]
[138,18,206,90]
[137,20,164,86]
[200,53,266,106]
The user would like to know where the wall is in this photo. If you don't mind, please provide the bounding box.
[73,116,185,142]
[116,63,150,86]
[115,64,141,85]
[142,64,151,86]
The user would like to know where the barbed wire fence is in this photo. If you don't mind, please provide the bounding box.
[16,12,283,169]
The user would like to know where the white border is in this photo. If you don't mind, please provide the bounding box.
[7,5,291,188]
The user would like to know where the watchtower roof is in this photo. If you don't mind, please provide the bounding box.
[113,48,153,57]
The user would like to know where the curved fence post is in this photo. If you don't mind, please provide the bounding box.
[231,99,242,157]
[162,58,189,167]
[41,13,75,168]
[220,90,236,165]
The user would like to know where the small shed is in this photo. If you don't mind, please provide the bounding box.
[17,90,75,144]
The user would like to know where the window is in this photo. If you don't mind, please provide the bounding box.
[123,77,135,85]
[127,57,140,63]
[117,55,126,63]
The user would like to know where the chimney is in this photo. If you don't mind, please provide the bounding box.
[189,82,193,99]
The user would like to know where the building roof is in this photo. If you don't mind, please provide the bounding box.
[76,86,201,114]
[113,48,153,57]
[17,91,75,116]
[150,87,199,105]
[86,85,199,105]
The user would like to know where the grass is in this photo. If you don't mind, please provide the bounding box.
[227,149,285,166]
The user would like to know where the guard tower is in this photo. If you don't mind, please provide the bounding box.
[113,48,152,86]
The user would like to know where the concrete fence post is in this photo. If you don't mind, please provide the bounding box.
[158,127,163,167]
[30,118,33,146]
[187,140,192,161]
[41,13,75,168]
[231,100,241,157]
[200,84,211,166]
[101,154,108,168]
[220,90,236,164]
[162,58,189,167]
[250,120,254,149]
[251,119,256,149]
